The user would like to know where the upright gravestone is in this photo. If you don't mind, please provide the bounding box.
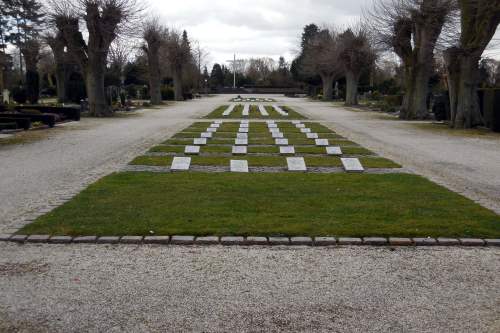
[2,89,10,104]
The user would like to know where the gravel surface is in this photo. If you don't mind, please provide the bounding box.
[0,243,499,333]
[285,99,500,214]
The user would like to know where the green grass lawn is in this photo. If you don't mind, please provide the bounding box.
[19,172,500,238]
[204,105,307,119]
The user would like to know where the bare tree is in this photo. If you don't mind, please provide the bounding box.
[20,39,40,103]
[301,28,342,100]
[50,0,141,116]
[192,40,209,93]
[370,0,456,119]
[338,26,377,105]
[444,0,500,129]
[45,31,67,102]
[142,18,164,105]
[163,29,191,101]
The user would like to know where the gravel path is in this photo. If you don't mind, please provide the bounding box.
[0,97,224,231]
[286,99,500,214]
[1,243,499,333]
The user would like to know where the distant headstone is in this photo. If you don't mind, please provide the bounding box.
[171,157,191,171]
[275,138,289,145]
[230,160,249,173]
[201,132,213,138]
[341,158,364,172]
[306,133,319,139]
[300,128,311,133]
[287,157,307,171]
[280,146,295,155]
[235,138,248,145]
[272,132,284,138]
[237,133,248,139]
[326,146,343,156]
[194,138,207,145]
[185,146,200,155]
[232,146,247,155]
[315,139,329,146]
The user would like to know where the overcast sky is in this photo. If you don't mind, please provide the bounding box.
[146,0,499,68]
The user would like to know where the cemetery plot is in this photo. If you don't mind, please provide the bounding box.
[19,118,500,239]
[205,105,306,119]
[230,97,275,102]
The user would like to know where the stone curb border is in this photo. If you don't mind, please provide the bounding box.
[1,234,499,247]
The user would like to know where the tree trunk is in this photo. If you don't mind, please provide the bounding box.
[55,65,66,104]
[400,64,430,120]
[147,49,162,105]
[345,71,359,106]
[86,63,111,117]
[173,69,184,101]
[22,46,40,105]
[454,53,484,128]
[321,74,334,101]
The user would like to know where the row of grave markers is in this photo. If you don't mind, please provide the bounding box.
[171,120,365,173]
[222,104,287,117]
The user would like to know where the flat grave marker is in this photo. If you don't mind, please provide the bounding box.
[230,160,249,173]
[171,157,191,171]
[326,146,343,156]
[237,133,248,139]
[235,138,248,145]
[300,128,312,133]
[239,128,249,133]
[210,124,220,128]
[232,146,247,155]
[280,146,295,155]
[240,123,249,128]
[214,120,223,124]
[259,105,269,116]
[306,133,319,139]
[266,120,275,124]
[292,121,301,125]
[275,138,289,146]
[287,157,307,171]
[315,139,329,146]
[296,124,306,129]
[269,128,281,133]
[268,123,278,128]
[193,138,207,145]
[201,132,213,139]
[207,128,217,133]
[241,120,249,124]
[185,146,200,155]
[272,132,284,138]
[222,104,236,116]
[242,104,250,116]
[341,158,365,173]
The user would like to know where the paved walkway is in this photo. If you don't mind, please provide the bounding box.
[1,95,499,332]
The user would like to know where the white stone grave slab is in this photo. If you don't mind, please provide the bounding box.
[242,104,250,116]
[240,123,249,128]
[171,157,191,171]
[296,124,306,129]
[222,104,236,116]
[268,123,278,128]
[266,120,275,124]
[275,138,289,146]
[280,146,295,155]
[214,120,223,124]
[341,158,365,172]
[232,146,247,155]
[237,133,248,139]
[241,120,249,124]
[292,120,301,125]
[235,139,248,145]
[230,160,249,173]
[239,128,249,133]
[300,128,312,133]
[269,128,281,133]
[326,146,342,156]
[272,132,284,138]
[193,138,207,145]
[207,128,217,133]
[306,133,319,139]
[273,105,288,116]
[287,157,307,171]
[258,105,269,116]
[201,132,213,139]
[210,124,220,128]
[315,139,329,146]
[185,146,200,155]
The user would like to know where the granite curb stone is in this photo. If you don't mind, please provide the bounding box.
[27,235,51,243]
[313,237,337,246]
[437,238,461,246]
[413,238,437,246]
[120,236,144,244]
[290,237,313,246]
[10,235,27,243]
[144,236,170,244]
[268,237,290,245]
[389,238,413,246]
[459,238,486,246]
[49,236,73,244]
[97,236,121,244]
[73,236,98,243]
[246,237,268,245]
[195,236,220,245]
[485,239,500,247]
[221,236,245,245]
[170,235,195,245]
[0,234,13,241]
[338,237,363,245]
[363,237,388,245]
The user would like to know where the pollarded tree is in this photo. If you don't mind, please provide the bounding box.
[45,31,67,103]
[338,27,377,105]
[163,29,191,101]
[20,39,40,103]
[444,0,500,129]
[371,0,455,119]
[51,0,140,116]
[142,18,165,105]
[301,28,342,100]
